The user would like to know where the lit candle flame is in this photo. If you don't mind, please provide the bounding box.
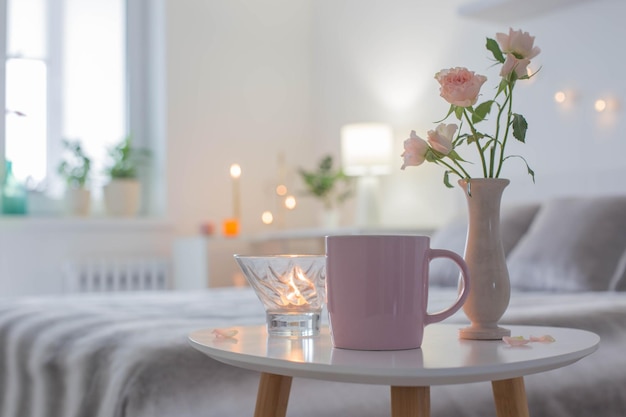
[279,267,316,306]
[230,164,241,179]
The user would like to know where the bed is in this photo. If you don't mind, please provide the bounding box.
[1,194,626,417]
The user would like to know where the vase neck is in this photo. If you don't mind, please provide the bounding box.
[458,178,509,198]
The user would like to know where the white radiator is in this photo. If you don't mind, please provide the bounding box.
[63,257,171,293]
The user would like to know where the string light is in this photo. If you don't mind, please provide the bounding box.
[275,184,287,196]
[284,196,297,210]
[554,91,566,104]
[261,211,274,225]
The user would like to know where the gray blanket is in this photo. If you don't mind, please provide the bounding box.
[0,288,624,417]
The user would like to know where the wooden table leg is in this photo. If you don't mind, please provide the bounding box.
[390,386,430,417]
[254,372,293,417]
[492,377,530,417]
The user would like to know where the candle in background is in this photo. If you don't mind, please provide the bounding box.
[222,163,241,237]
[230,163,241,219]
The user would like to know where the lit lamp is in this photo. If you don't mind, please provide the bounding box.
[340,123,393,227]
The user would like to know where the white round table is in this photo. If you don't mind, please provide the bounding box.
[189,324,599,417]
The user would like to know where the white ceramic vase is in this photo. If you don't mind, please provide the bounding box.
[458,178,511,340]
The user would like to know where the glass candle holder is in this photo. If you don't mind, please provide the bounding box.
[234,255,326,337]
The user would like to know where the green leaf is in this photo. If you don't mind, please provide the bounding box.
[425,148,439,163]
[454,133,470,147]
[106,135,150,179]
[467,132,485,145]
[486,37,505,63]
[503,155,535,183]
[447,150,467,162]
[512,113,528,143]
[58,138,92,187]
[527,165,535,183]
[523,66,542,81]
[435,104,456,123]
[472,100,494,124]
[454,106,464,120]
[443,171,454,188]
[298,155,354,209]
[481,137,498,150]
[496,78,508,97]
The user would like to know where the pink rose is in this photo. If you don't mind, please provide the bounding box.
[500,56,532,78]
[427,123,457,155]
[401,131,428,169]
[435,67,487,108]
[496,28,540,77]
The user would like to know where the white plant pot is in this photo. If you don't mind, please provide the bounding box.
[66,187,91,216]
[319,208,340,229]
[103,179,141,217]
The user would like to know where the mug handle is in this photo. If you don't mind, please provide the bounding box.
[424,248,471,325]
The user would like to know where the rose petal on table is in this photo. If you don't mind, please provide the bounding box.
[530,335,556,343]
[502,336,531,346]
[212,328,239,339]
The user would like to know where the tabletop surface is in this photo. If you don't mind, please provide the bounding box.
[188,324,599,386]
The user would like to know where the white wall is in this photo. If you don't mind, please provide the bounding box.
[308,0,626,226]
[159,0,626,287]
[166,0,626,237]
[491,0,626,203]
[166,0,316,238]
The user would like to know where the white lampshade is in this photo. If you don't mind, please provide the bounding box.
[340,123,393,176]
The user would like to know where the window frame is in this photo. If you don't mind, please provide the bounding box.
[0,0,7,170]
[126,0,167,217]
[0,0,166,217]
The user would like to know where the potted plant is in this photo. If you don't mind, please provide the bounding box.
[103,135,150,216]
[57,139,92,216]
[298,155,353,228]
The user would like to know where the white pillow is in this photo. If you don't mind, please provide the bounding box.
[609,250,626,291]
[508,196,626,292]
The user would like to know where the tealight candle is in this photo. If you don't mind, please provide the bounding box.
[234,255,326,337]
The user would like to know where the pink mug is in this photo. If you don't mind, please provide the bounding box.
[326,235,470,350]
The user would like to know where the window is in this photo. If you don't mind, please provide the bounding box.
[1,0,165,214]
[5,0,48,184]
[5,58,47,183]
